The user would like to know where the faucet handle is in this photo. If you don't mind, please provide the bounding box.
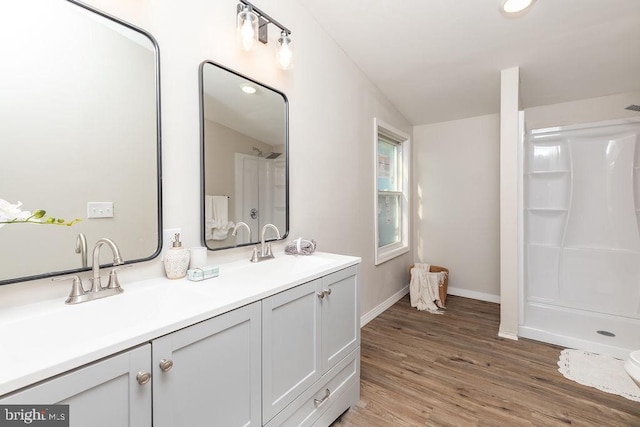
[250,247,260,263]
[52,275,86,304]
[106,264,132,291]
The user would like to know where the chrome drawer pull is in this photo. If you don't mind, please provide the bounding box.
[317,292,325,299]
[313,388,331,406]
[136,371,151,385]
[323,288,331,296]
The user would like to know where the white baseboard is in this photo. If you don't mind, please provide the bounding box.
[447,286,500,304]
[498,330,519,341]
[360,285,501,328]
[360,285,409,327]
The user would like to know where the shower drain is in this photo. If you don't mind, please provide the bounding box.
[596,330,616,337]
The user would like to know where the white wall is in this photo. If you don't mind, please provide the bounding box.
[499,67,521,339]
[413,114,500,301]
[0,0,413,317]
[525,90,640,130]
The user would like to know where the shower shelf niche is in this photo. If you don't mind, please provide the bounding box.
[527,170,569,175]
[526,173,570,211]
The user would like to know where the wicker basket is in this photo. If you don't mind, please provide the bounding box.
[409,264,449,307]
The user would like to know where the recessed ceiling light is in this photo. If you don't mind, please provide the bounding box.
[499,0,536,16]
[241,84,257,94]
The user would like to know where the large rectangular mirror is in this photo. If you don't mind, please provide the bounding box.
[0,0,162,285]
[200,61,288,250]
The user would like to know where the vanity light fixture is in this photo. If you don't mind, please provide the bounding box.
[499,0,536,17]
[276,30,293,70]
[237,3,259,51]
[236,0,293,70]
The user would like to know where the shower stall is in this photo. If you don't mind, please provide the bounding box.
[520,118,640,359]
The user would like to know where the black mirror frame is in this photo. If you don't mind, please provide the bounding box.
[198,60,289,251]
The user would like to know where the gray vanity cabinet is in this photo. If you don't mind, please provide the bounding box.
[0,260,360,427]
[0,344,152,427]
[0,302,262,427]
[151,301,262,427]
[262,266,360,426]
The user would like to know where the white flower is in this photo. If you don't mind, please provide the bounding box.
[0,198,80,228]
[0,199,32,228]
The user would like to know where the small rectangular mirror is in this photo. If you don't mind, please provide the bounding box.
[199,61,289,250]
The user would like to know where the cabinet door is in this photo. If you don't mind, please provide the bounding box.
[262,279,322,423]
[0,344,151,427]
[320,266,359,373]
[151,302,261,427]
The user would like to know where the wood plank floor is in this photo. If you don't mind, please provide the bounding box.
[332,295,640,426]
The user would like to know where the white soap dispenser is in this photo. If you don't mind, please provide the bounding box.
[164,233,190,279]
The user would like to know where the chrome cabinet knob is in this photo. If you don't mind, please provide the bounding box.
[159,359,174,372]
[317,289,332,299]
[136,371,151,385]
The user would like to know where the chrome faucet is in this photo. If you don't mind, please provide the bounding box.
[91,238,124,292]
[53,237,128,304]
[260,224,281,256]
[75,233,88,268]
[232,221,252,242]
[249,224,281,262]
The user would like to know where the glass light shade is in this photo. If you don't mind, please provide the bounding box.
[237,6,258,51]
[276,31,293,70]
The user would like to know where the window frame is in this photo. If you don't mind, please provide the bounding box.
[374,118,411,265]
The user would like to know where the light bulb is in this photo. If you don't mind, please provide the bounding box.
[499,0,536,16]
[237,6,258,51]
[276,31,293,70]
[241,84,257,94]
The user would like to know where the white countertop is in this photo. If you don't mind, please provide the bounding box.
[0,251,360,396]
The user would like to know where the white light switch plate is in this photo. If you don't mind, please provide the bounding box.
[87,202,114,218]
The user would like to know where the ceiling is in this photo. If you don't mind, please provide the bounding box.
[202,62,285,147]
[300,0,640,125]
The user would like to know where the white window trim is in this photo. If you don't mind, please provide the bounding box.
[374,118,411,265]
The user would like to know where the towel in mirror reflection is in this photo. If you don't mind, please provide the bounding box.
[205,195,235,240]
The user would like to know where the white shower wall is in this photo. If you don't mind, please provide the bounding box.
[521,118,640,358]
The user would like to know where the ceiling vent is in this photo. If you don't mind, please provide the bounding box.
[625,104,640,112]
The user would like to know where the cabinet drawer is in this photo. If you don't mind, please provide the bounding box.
[266,348,359,427]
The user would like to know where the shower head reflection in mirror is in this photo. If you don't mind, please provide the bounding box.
[252,147,282,159]
[0,0,162,285]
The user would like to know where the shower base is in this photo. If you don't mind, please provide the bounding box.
[519,302,640,359]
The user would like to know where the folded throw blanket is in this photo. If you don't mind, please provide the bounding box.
[285,238,317,255]
[409,263,446,313]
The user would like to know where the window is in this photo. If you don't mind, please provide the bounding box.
[374,118,410,265]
